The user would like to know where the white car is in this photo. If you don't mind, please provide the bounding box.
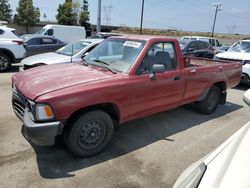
[173,90,250,188]
[0,26,26,71]
[19,39,103,71]
[215,40,250,84]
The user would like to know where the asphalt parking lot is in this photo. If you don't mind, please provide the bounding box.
[0,65,249,188]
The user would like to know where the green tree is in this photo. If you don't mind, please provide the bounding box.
[79,0,90,30]
[14,0,40,33]
[0,0,12,23]
[56,0,77,25]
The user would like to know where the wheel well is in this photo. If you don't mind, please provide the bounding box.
[65,103,120,129]
[0,49,14,63]
[213,81,226,92]
[213,81,227,104]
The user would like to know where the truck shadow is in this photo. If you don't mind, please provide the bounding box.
[32,102,243,179]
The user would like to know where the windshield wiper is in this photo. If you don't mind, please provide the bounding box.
[82,58,89,66]
[91,59,117,74]
[92,59,110,66]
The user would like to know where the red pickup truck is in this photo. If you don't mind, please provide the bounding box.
[12,36,242,157]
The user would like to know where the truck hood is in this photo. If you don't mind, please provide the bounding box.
[12,63,114,100]
[21,52,71,65]
[216,51,250,61]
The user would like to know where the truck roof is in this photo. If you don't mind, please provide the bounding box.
[110,35,177,42]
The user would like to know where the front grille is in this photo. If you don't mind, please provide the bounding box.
[13,101,25,119]
[12,86,26,121]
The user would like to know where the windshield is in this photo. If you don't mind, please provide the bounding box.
[229,41,250,52]
[56,41,91,56]
[36,28,46,34]
[179,40,189,50]
[84,39,146,73]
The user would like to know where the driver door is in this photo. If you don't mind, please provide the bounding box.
[129,42,185,118]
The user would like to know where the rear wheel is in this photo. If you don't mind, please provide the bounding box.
[65,110,113,157]
[197,86,220,114]
[0,52,12,72]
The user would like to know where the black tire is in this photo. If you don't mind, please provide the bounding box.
[65,110,113,157]
[0,52,12,72]
[197,86,220,114]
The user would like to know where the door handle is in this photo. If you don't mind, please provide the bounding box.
[219,66,223,69]
[235,65,239,68]
[173,75,181,80]
[190,69,196,73]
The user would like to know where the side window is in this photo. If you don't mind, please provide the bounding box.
[197,42,206,50]
[26,38,41,45]
[136,42,177,75]
[45,29,54,36]
[204,42,210,48]
[189,42,197,50]
[42,38,55,45]
[209,39,215,46]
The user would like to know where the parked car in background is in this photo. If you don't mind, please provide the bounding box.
[0,26,26,71]
[90,32,123,39]
[173,90,250,188]
[180,40,214,58]
[21,34,66,57]
[181,36,222,49]
[35,24,86,43]
[215,45,231,54]
[19,39,103,71]
[215,39,250,84]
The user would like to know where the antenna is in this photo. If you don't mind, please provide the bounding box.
[71,44,74,63]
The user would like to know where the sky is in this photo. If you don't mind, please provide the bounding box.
[8,0,250,35]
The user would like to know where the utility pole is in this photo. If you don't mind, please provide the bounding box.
[211,3,222,37]
[103,5,113,25]
[140,0,145,34]
[97,0,101,32]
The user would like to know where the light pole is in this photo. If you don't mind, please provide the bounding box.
[140,0,145,34]
[97,0,101,32]
[211,3,222,37]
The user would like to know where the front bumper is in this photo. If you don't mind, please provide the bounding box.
[22,109,62,146]
[12,87,62,146]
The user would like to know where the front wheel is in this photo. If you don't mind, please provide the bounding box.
[0,52,12,72]
[197,86,220,114]
[65,110,113,157]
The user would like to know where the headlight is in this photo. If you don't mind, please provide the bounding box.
[173,163,206,188]
[36,104,55,121]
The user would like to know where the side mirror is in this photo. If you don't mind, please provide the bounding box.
[150,64,165,79]
[243,89,250,106]
[187,47,194,52]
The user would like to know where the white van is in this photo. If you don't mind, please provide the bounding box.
[36,24,86,43]
[181,36,221,49]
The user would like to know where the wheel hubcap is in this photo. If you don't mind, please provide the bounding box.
[78,120,106,150]
[0,56,8,70]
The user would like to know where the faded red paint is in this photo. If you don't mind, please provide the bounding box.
[12,36,242,123]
